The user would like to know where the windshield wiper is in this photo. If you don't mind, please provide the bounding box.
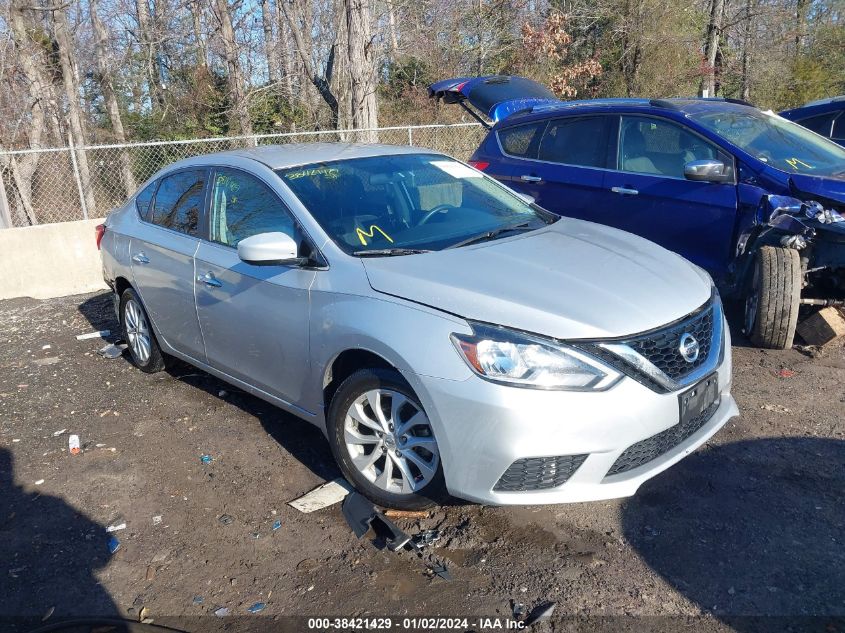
[353,248,432,257]
[445,222,537,250]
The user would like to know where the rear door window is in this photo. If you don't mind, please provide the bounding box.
[538,116,614,168]
[498,122,545,158]
[831,112,845,141]
[149,169,207,236]
[618,116,731,179]
[797,112,837,137]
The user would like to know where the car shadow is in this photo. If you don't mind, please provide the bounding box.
[77,292,339,485]
[0,447,131,632]
[621,437,845,629]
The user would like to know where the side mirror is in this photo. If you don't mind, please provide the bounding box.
[516,192,536,205]
[237,232,302,266]
[684,159,731,183]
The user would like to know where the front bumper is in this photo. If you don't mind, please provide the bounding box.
[410,341,736,506]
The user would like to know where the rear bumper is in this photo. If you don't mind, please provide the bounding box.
[410,343,736,505]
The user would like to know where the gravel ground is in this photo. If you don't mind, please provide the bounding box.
[0,292,843,633]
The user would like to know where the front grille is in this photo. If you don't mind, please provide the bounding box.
[494,454,587,492]
[626,303,714,381]
[605,399,720,477]
[573,296,719,393]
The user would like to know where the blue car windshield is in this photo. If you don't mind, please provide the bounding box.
[690,109,845,178]
[277,154,553,254]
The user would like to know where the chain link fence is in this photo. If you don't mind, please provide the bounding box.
[0,123,486,228]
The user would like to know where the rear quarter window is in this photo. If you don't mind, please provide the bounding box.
[135,180,157,219]
[149,169,207,236]
[498,122,545,158]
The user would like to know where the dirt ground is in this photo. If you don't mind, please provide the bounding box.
[1,291,843,633]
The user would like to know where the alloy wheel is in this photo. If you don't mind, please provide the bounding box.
[124,298,151,364]
[343,389,439,495]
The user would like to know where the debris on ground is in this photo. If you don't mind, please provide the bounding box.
[107,536,121,554]
[760,403,791,414]
[34,479,44,485]
[247,602,266,614]
[384,509,429,519]
[341,492,451,581]
[192,597,204,606]
[146,566,155,581]
[106,522,127,532]
[411,529,441,548]
[218,514,234,526]
[776,368,795,378]
[272,519,282,532]
[69,434,81,455]
[214,607,229,617]
[512,601,526,620]
[152,515,162,526]
[200,454,213,464]
[76,330,111,341]
[138,606,150,623]
[98,342,127,359]
[34,356,60,366]
[53,428,67,436]
[523,602,556,627]
[217,390,228,398]
[796,306,845,346]
[288,478,353,513]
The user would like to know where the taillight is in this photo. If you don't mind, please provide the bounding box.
[95,223,106,250]
[469,160,490,171]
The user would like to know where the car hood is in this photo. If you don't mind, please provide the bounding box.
[788,173,845,204]
[361,218,712,340]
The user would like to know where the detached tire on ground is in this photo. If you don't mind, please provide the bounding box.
[744,246,801,350]
[327,368,446,510]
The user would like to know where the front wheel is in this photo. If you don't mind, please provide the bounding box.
[744,246,801,349]
[327,368,446,510]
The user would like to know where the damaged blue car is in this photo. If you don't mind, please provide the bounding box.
[430,76,845,349]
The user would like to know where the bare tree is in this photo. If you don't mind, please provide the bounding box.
[700,0,726,97]
[135,0,165,110]
[280,0,341,127]
[214,0,254,135]
[51,0,96,216]
[261,0,282,84]
[346,0,379,139]
[91,0,136,195]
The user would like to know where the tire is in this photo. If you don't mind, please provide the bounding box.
[327,368,447,510]
[744,246,801,349]
[119,288,166,373]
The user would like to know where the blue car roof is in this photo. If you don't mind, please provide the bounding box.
[498,97,757,127]
[781,96,845,120]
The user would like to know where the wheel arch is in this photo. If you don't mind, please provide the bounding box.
[322,348,401,411]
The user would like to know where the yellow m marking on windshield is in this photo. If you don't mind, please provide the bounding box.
[785,157,813,170]
[356,225,394,246]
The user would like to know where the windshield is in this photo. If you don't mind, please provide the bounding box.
[277,154,553,254]
[690,109,845,178]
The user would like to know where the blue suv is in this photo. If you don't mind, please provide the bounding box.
[430,76,845,349]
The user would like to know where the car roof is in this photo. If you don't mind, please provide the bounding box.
[781,96,845,118]
[500,97,757,126]
[167,142,434,171]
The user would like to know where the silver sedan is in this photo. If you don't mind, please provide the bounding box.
[99,143,738,509]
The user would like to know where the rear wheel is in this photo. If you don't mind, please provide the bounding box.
[327,368,446,510]
[120,288,166,373]
[744,246,801,349]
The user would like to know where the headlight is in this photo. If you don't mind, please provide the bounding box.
[450,322,622,391]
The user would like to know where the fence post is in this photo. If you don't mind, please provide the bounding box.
[67,132,89,221]
[408,127,413,146]
[0,167,11,229]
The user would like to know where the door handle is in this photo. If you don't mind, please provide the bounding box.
[196,272,222,288]
[611,186,639,196]
[132,253,149,264]
[520,175,542,182]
